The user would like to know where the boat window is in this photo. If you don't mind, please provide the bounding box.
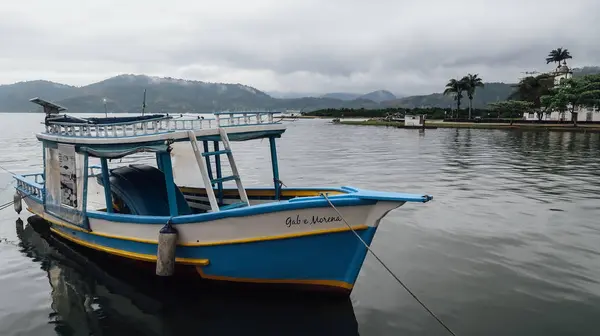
[45,144,86,225]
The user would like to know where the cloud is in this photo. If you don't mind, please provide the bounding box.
[1,0,599,95]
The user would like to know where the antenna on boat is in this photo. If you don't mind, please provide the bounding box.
[141,89,147,116]
[102,98,108,117]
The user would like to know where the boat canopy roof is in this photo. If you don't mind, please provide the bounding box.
[31,97,286,159]
[46,113,168,125]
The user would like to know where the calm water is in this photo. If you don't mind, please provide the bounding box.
[1,114,600,335]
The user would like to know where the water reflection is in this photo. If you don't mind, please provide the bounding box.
[16,217,359,336]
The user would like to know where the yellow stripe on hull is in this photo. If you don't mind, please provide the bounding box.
[27,207,369,247]
[49,227,210,266]
[179,186,345,198]
[195,266,354,291]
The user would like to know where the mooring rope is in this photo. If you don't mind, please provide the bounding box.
[320,193,457,336]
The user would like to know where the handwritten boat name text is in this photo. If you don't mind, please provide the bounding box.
[285,215,342,227]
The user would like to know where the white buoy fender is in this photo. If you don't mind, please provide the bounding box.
[14,192,22,214]
[156,220,178,276]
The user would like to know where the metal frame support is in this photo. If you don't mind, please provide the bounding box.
[202,141,214,182]
[160,152,179,217]
[213,140,223,204]
[100,158,113,213]
[269,137,281,200]
[81,152,90,229]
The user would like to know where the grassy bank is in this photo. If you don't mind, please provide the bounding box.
[337,120,600,132]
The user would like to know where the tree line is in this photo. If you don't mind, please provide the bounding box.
[306,107,492,119]
[490,48,600,125]
[307,47,600,123]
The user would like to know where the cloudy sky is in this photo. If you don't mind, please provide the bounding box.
[1,0,599,96]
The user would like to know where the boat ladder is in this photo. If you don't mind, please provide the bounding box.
[187,129,250,212]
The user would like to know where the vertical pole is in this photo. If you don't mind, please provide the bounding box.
[156,152,164,171]
[202,141,214,181]
[269,137,281,200]
[81,152,90,229]
[100,158,113,213]
[160,152,179,217]
[214,141,223,204]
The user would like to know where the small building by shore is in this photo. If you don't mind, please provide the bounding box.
[405,114,425,127]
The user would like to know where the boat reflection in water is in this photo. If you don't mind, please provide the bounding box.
[16,216,360,336]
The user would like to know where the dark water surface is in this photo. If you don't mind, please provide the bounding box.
[1,114,600,335]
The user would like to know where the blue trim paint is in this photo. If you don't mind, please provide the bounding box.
[16,187,42,204]
[155,152,163,171]
[100,158,113,213]
[159,152,179,217]
[51,224,376,286]
[269,137,281,200]
[202,141,214,183]
[87,197,377,224]
[214,141,223,204]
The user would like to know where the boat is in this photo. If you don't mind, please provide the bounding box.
[13,97,433,296]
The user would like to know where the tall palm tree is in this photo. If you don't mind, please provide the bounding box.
[461,74,484,120]
[443,78,466,118]
[545,47,573,67]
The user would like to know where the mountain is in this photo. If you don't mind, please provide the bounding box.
[358,90,396,103]
[573,66,600,77]
[320,92,361,100]
[0,80,80,112]
[382,82,515,109]
[381,66,600,109]
[2,66,599,113]
[266,91,319,99]
[320,90,397,102]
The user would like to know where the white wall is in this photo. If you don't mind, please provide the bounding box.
[405,115,423,126]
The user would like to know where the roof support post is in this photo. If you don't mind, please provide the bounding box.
[159,151,179,217]
[100,158,113,213]
[269,136,281,200]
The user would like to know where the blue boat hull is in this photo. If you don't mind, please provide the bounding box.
[48,219,377,294]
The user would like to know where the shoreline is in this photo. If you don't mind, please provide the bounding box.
[336,120,600,132]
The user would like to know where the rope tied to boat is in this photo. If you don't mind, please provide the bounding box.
[320,192,458,336]
[0,192,28,211]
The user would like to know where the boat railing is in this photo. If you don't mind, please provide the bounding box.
[43,112,282,138]
[14,174,44,201]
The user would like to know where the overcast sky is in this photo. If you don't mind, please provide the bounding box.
[1,0,599,96]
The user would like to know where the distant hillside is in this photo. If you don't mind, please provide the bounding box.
[0,80,80,112]
[381,66,600,109]
[1,66,598,113]
[359,90,396,103]
[382,82,515,109]
[573,66,600,77]
[320,92,361,100]
[320,90,397,102]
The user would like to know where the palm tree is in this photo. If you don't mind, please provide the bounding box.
[509,74,554,120]
[443,78,466,118]
[545,48,573,67]
[461,74,484,120]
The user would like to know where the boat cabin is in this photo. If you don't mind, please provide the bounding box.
[24,98,293,230]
